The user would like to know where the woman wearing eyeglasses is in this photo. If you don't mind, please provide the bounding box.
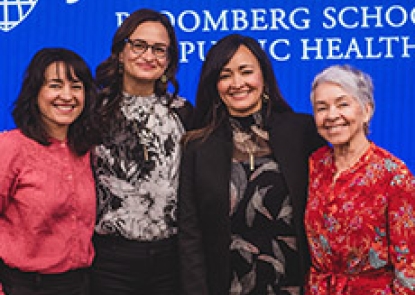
[90,8,193,295]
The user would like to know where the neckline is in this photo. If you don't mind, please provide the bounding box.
[332,141,372,181]
[122,91,156,99]
[229,110,263,131]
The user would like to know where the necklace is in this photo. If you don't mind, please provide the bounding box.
[229,115,270,171]
[232,129,257,171]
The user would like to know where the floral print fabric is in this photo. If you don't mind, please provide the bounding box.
[93,93,186,241]
[305,143,415,295]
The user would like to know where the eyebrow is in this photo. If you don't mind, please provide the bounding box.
[130,38,168,47]
[46,77,63,83]
[46,77,82,84]
[315,94,349,103]
[221,64,254,72]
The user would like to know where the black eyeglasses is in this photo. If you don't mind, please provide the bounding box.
[125,39,169,58]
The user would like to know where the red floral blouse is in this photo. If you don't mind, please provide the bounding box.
[305,143,415,295]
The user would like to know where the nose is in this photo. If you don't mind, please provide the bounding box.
[141,46,156,60]
[230,73,244,88]
[59,85,74,101]
[326,105,340,120]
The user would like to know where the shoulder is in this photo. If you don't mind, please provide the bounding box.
[269,111,325,149]
[0,129,32,165]
[267,111,317,134]
[168,94,193,110]
[0,129,28,148]
[168,94,194,130]
[183,127,231,157]
[371,144,414,175]
[310,145,332,162]
[370,144,415,193]
[273,111,315,125]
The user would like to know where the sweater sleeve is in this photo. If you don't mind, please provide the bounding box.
[387,161,415,294]
[0,131,22,214]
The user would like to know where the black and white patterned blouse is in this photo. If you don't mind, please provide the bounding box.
[229,113,301,295]
[93,93,186,241]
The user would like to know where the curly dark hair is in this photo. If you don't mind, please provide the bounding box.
[12,47,99,155]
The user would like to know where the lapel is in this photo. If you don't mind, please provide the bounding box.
[267,112,308,211]
[194,122,233,220]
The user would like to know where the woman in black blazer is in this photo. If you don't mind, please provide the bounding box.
[178,34,326,295]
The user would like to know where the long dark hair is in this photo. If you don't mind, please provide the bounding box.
[12,47,98,156]
[96,8,180,129]
[184,34,292,143]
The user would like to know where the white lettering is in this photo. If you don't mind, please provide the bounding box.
[338,7,359,29]
[301,39,324,60]
[268,39,291,61]
[385,5,408,28]
[115,12,129,27]
[365,37,383,58]
[178,10,201,32]
[251,9,268,30]
[402,36,415,58]
[343,38,364,59]
[301,36,412,60]
[161,10,175,26]
[179,41,196,63]
[290,8,310,30]
[322,5,415,29]
[361,6,383,28]
[203,10,229,31]
[268,8,289,30]
[322,7,337,29]
[326,38,344,59]
[379,36,400,58]
[232,10,249,31]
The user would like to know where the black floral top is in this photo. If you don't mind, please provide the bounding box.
[93,93,186,241]
[229,113,301,295]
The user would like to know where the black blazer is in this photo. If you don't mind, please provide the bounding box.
[178,111,326,295]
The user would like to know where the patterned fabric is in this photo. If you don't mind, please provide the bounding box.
[305,143,415,295]
[229,115,301,295]
[93,93,186,241]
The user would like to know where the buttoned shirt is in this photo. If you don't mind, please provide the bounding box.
[305,143,415,295]
[0,129,95,274]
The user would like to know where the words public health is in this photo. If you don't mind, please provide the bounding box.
[116,4,415,62]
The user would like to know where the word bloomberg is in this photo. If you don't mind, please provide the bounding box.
[115,5,415,62]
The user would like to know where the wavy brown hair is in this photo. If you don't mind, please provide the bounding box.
[95,8,180,130]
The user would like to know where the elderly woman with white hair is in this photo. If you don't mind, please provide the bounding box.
[304,64,415,295]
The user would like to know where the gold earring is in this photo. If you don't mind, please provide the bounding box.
[262,93,269,101]
[160,74,168,83]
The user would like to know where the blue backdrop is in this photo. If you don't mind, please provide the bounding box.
[1,0,414,172]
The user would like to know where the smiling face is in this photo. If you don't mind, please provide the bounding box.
[37,62,85,140]
[313,82,372,149]
[119,21,170,95]
[216,45,264,117]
